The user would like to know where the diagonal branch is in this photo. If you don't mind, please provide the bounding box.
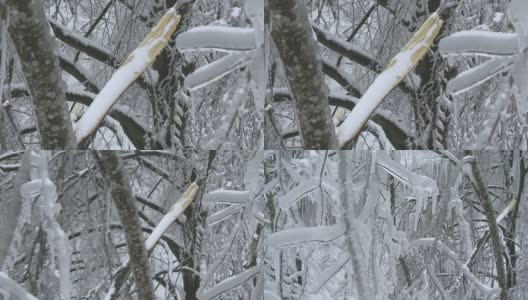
[74,7,181,144]
[336,10,444,147]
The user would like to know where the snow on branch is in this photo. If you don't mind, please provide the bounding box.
[206,205,242,225]
[203,189,250,204]
[267,223,346,248]
[336,10,444,147]
[279,178,319,209]
[49,19,121,67]
[175,26,257,52]
[376,152,439,229]
[0,272,38,300]
[376,152,439,200]
[144,182,198,250]
[311,22,382,72]
[496,198,518,223]
[184,53,251,90]
[439,31,519,57]
[271,88,414,149]
[438,0,528,100]
[174,19,260,92]
[197,267,260,300]
[74,8,181,144]
[445,57,513,95]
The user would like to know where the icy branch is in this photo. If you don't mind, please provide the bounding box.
[144,182,198,250]
[19,151,72,300]
[267,223,346,247]
[184,52,252,91]
[198,267,259,300]
[175,26,257,52]
[278,178,319,209]
[446,57,513,95]
[439,31,519,57]
[376,152,439,200]
[203,189,250,204]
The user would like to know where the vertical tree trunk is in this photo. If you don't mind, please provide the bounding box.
[467,151,508,300]
[337,151,371,298]
[93,151,155,300]
[6,0,76,149]
[269,0,338,149]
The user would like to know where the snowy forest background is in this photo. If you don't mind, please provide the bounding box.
[1,150,527,299]
[1,150,265,300]
[1,0,528,299]
[0,0,263,150]
[266,0,528,150]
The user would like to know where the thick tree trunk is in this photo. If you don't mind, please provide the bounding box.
[6,0,76,149]
[269,0,338,149]
[93,151,155,300]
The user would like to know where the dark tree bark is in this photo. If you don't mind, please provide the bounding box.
[93,151,155,300]
[467,151,508,300]
[6,0,76,149]
[269,0,338,149]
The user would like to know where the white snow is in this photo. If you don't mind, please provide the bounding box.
[493,12,505,24]
[446,57,513,95]
[267,223,346,247]
[496,199,518,224]
[376,152,439,229]
[203,189,250,204]
[230,7,242,18]
[278,178,319,209]
[198,267,259,300]
[336,13,443,146]
[184,52,252,91]
[176,26,257,52]
[206,205,242,225]
[439,31,519,57]
[48,19,116,62]
[144,182,198,250]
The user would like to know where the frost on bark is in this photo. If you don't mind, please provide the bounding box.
[93,151,155,300]
[6,0,76,149]
[269,0,338,149]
